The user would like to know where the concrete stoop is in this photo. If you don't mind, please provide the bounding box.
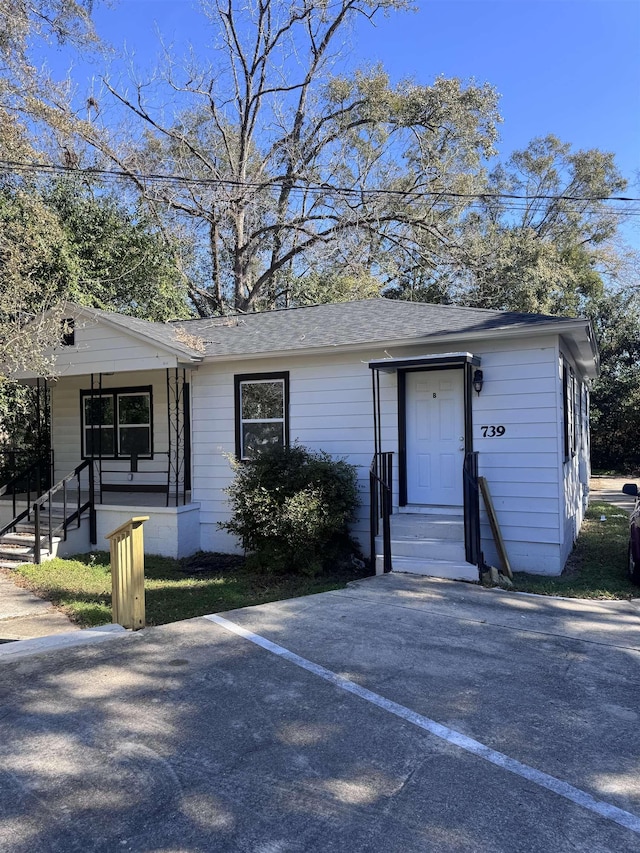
[0,530,61,564]
[376,512,479,582]
[0,510,67,564]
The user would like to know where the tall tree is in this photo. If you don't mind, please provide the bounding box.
[46,178,192,320]
[0,0,101,377]
[450,135,628,314]
[0,184,74,378]
[72,0,500,314]
[587,291,640,472]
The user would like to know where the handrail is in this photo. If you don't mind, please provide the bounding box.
[463,451,484,577]
[370,451,393,574]
[32,459,96,564]
[105,515,150,540]
[86,450,187,507]
[0,459,96,564]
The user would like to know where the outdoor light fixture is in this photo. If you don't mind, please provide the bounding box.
[473,369,484,396]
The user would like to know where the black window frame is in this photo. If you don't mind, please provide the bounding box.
[61,318,75,346]
[562,361,576,461]
[80,385,154,460]
[234,372,290,461]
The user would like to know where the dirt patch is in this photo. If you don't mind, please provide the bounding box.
[178,551,246,575]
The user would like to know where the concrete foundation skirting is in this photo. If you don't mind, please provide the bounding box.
[95,503,201,559]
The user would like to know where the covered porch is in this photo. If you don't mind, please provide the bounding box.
[1,368,200,562]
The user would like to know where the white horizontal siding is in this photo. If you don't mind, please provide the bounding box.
[190,337,573,567]
[191,350,393,553]
[42,322,593,571]
[51,318,181,376]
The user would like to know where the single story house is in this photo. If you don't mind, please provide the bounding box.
[1,298,598,579]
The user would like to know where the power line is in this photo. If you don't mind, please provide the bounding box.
[1,158,639,210]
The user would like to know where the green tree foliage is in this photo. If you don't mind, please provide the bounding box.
[221,445,360,575]
[0,0,98,136]
[457,135,626,314]
[388,135,627,315]
[587,292,640,471]
[46,180,191,320]
[0,185,75,378]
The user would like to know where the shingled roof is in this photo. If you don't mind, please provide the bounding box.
[163,298,579,358]
[70,298,596,373]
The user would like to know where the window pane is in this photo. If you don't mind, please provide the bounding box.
[119,394,150,425]
[85,427,114,456]
[242,422,284,459]
[84,396,113,427]
[119,427,151,456]
[241,381,283,420]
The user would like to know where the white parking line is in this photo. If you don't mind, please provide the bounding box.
[205,613,640,837]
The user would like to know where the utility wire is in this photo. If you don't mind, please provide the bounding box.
[1,158,639,210]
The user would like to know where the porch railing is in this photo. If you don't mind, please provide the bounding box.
[93,450,188,507]
[370,451,393,574]
[463,451,483,576]
[0,451,54,518]
[0,460,96,564]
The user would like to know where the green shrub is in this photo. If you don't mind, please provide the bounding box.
[221,444,360,574]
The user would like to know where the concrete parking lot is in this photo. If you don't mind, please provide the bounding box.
[1,573,640,852]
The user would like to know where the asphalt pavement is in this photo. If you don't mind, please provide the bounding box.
[1,573,639,852]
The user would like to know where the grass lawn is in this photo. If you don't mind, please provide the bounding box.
[7,498,637,627]
[510,499,638,599]
[9,552,372,628]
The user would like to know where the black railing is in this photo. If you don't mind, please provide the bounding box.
[370,451,393,574]
[0,449,52,485]
[0,460,96,565]
[463,451,483,576]
[94,450,188,507]
[0,452,53,520]
[32,461,96,564]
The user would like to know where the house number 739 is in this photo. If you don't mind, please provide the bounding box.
[480,425,506,437]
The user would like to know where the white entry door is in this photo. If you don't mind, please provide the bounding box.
[406,370,465,506]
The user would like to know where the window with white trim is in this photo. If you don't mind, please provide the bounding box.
[81,388,152,458]
[235,373,289,460]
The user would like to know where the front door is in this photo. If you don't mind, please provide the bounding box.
[405,369,465,506]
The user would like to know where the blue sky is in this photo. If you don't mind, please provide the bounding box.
[76,1,639,180]
[43,0,640,243]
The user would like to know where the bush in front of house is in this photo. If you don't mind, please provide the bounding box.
[221,444,360,574]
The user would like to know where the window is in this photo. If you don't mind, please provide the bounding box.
[81,387,152,458]
[562,362,577,460]
[61,318,75,346]
[234,373,289,460]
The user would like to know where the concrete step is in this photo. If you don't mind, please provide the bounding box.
[376,535,466,562]
[390,513,464,540]
[0,559,26,569]
[0,537,59,563]
[379,555,478,582]
[15,523,63,536]
[1,532,61,546]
